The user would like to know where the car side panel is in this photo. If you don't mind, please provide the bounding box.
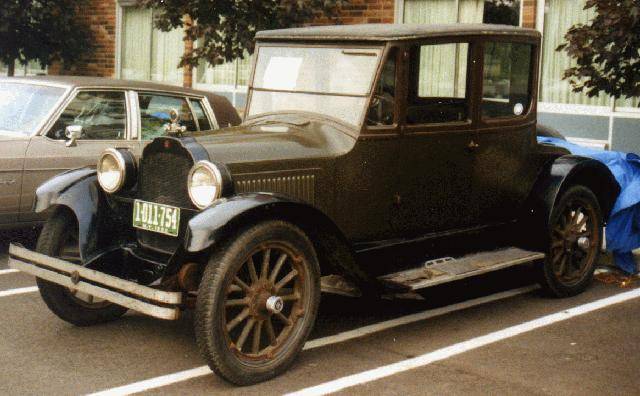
[0,138,29,225]
[19,136,138,223]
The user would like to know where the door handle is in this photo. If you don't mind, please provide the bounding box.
[467,140,480,152]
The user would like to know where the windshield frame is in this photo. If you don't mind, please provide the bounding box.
[245,42,387,130]
[0,79,72,138]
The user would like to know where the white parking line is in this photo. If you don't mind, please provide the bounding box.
[0,286,38,298]
[88,285,538,396]
[286,287,640,396]
[0,269,19,275]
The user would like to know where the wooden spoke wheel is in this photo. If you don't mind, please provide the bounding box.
[35,210,127,326]
[541,185,602,297]
[195,221,320,385]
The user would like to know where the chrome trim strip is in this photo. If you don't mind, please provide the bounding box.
[200,96,220,130]
[8,244,183,306]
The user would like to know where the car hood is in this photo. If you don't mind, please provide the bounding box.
[190,116,356,167]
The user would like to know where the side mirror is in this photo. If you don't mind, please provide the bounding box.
[65,125,83,147]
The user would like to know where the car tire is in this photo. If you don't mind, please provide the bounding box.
[194,220,321,385]
[538,185,603,297]
[35,210,128,326]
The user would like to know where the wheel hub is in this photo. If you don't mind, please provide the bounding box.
[266,296,284,314]
[577,236,590,250]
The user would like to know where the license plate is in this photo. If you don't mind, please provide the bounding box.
[132,200,180,237]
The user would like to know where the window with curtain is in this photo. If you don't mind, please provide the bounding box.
[121,7,184,85]
[196,56,252,89]
[403,0,520,25]
[0,61,46,76]
[540,0,608,106]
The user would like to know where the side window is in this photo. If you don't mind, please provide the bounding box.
[407,42,470,125]
[47,91,127,140]
[366,48,396,127]
[481,42,533,119]
[189,99,212,131]
[138,94,197,140]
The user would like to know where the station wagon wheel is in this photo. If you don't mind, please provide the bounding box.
[540,185,602,297]
[35,210,128,326]
[195,221,320,385]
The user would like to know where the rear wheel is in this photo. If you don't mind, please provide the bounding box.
[539,185,602,297]
[35,210,128,326]
[195,220,320,385]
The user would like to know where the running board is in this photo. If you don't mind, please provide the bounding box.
[8,244,183,320]
[378,247,545,291]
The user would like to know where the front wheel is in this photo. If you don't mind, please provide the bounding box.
[35,210,128,326]
[195,220,321,385]
[539,185,603,297]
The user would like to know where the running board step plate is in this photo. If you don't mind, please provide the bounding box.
[378,247,545,291]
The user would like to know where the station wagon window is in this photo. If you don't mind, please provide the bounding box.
[189,98,212,131]
[139,94,198,140]
[47,91,127,140]
[481,42,533,119]
[366,49,397,127]
[407,42,470,125]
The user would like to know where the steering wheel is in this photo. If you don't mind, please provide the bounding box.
[366,93,395,126]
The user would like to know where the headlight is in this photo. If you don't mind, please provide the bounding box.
[97,148,135,193]
[188,161,223,209]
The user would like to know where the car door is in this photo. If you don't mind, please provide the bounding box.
[473,39,540,224]
[0,137,29,225]
[20,89,138,223]
[394,39,480,236]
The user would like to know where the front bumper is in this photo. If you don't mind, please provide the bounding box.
[8,244,183,320]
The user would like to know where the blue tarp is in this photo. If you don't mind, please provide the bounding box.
[538,137,640,274]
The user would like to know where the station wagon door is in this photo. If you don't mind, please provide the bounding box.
[473,40,539,224]
[395,40,480,235]
[20,89,138,223]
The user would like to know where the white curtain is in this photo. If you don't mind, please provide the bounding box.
[197,55,252,87]
[403,0,483,97]
[121,7,183,85]
[540,0,608,106]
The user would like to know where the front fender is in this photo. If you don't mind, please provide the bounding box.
[35,168,105,261]
[185,193,309,252]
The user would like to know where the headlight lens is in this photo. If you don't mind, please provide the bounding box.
[97,149,126,193]
[188,161,222,209]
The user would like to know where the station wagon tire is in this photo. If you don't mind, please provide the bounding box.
[539,185,603,297]
[194,220,321,385]
[35,211,128,326]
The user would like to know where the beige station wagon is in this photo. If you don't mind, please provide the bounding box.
[0,76,240,229]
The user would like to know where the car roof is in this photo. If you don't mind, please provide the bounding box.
[1,75,242,127]
[256,23,540,42]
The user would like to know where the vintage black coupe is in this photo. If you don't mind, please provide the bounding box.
[10,24,619,385]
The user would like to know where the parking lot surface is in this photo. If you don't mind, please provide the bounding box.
[1,231,639,395]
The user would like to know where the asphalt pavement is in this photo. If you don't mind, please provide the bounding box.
[1,230,639,396]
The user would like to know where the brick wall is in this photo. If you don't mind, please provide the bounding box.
[48,1,117,77]
[315,0,395,25]
[522,0,537,28]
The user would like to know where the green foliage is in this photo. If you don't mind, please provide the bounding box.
[138,0,346,68]
[0,0,92,76]
[558,0,640,102]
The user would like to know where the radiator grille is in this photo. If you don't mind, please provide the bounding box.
[137,148,194,254]
[235,174,315,204]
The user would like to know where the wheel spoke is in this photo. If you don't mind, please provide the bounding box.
[275,311,292,326]
[225,298,249,307]
[274,269,298,292]
[281,293,300,302]
[247,256,258,283]
[236,318,256,352]
[226,308,250,331]
[269,253,288,283]
[261,248,271,279]
[252,320,263,354]
[233,276,251,292]
[265,317,276,345]
[575,214,588,231]
[228,284,242,293]
[556,255,567,276]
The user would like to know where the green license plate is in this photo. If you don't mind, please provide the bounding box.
[132,200,180,237]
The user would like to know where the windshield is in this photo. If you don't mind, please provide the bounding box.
[248,45,383,126]
[0,82,66,136]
